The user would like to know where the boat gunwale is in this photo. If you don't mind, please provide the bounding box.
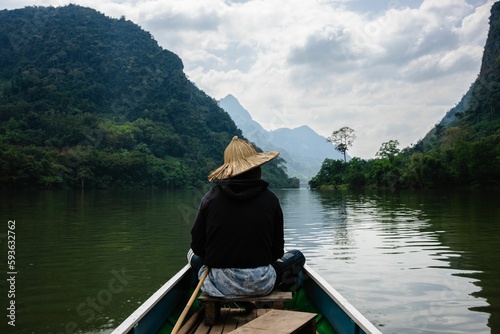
[302,264,382,334]
[110,264,192,334]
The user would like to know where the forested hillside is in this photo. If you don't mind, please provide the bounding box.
[0,5,298,189]
[310,2,500,190]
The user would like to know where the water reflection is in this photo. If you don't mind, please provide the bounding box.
[1,189,498,334]
[1,190,194,334]
[274,189,495,334]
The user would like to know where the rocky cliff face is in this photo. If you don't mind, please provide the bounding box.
[479,2,500,82]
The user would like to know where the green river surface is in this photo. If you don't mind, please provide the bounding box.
[0,189,499,334]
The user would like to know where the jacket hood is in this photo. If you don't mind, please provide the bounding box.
[216,179,269,201]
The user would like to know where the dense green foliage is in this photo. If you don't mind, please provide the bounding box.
[310,133,500,190]
[310,3,500,190]
[0,5,298,189]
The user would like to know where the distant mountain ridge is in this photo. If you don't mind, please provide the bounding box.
[219,94,344,184]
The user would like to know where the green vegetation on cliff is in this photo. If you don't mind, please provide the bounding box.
[0,5,298,189]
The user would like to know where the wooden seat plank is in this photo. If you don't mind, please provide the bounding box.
[198,291,292,303]
[199,291,292,325]
[228,309,316,334]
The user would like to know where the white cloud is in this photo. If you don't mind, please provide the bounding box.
[1,0,495,158]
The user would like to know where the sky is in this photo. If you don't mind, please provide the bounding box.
[2,0,496,158]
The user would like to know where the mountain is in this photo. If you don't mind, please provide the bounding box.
[419,1,500,148]
[219,94,344,184]
[0,5,297,189]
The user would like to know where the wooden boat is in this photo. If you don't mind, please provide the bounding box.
[111,263,382,334]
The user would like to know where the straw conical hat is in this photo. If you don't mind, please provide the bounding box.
[208,136,279,182]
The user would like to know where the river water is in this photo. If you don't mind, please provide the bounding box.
[0,189,498,334]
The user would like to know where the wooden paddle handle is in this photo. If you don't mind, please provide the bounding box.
[171,267,210,334]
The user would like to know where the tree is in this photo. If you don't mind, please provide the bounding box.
[327,126,356,162]
[376,139,400,162]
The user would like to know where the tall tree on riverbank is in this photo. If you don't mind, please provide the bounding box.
[327,127,356,162]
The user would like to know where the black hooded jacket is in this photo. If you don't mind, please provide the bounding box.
[190,179,285,268]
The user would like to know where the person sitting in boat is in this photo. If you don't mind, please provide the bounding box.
[187,136,305,298]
